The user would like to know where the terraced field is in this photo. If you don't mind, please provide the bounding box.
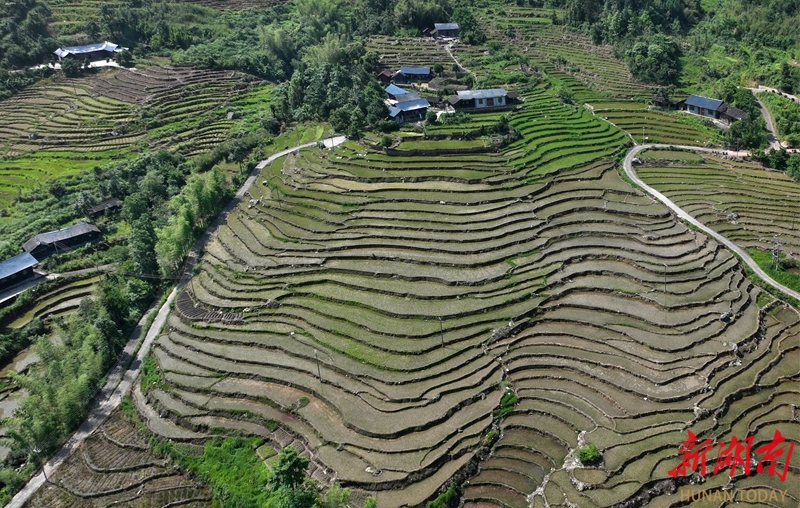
[367,36,456,72]
[637,151,800,257]
[594,106,714,146]
[128,79,799,507]
[0,66,262,207]
[23,409,212,507]
[482,7,654,101]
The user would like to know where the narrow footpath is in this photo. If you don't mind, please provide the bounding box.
[7,135,346,508]
[623,143,800,302]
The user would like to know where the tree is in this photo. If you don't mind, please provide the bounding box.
[129,215,157,275]
[624,34,681,84]
[322,484,351,508]
[268,446,309,490]
[115,49,134,67]
[451,7,486,44]
[61,58,81,77]
[426,109,437,124]
[433,63,443,75]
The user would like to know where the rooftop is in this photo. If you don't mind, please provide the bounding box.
[456,88,508,100]
[54,41,122,58]
[434,23,459,31]
[88,198,122,215]
[0,252,38,281]
[385,84,410,96]
[398,66,431,76]
[685,94,723,111]
[719,103,748,120]
[395,93,422,103]
[388,98,430,117]
[23,222,100,252]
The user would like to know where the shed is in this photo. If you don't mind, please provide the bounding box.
[0,253,38,291]
[23,222,101,258]
[450,88,509,109]
[377,69,393,83]
[433,23,460,38]
[718,104,748,124]
[54,41,124,61]
[88,198,122,217]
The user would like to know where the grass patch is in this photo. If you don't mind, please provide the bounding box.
[747,249,800,296]
[156,436,271,508]
[140,354,162,394]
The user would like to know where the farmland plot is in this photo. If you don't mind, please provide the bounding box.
[137,86,800,508]
[637,151,800,257]
[23,409,212,507]
[0,66,260,205]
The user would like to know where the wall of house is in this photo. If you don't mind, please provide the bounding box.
[475,96,505,108]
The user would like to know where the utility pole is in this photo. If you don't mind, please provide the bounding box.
[663,263,667,307]
[439,317,444,348]
[642,126,645,145]
[314,349,322,382]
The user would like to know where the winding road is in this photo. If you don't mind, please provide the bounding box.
[624,143,800,302]
[6,135,346,508]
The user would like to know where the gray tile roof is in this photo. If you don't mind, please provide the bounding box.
[0,252,37,280]
[23,222,100,252]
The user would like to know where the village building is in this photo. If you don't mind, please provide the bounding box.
[387,98,430,124]
[88,198,122,217]
[448,88,515,110]
[54,41,124,62]
[376,69,393,84]
[23,222,101,258]
[433,23,460,38]
[385,84,411,99]
[683,95,747,125]
[0,253,38,292]
[717,103,748,124]
[393,66,433,84]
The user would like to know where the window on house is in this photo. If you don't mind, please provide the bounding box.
[478,99,483,104]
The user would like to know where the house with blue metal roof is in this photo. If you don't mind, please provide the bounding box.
[683,94,747,125]
[684,95,723,119]
[385,84,410,98]
[433,23,459,37]
[387,97,430,124]
[0,252,38,291]
[393,66,433,84]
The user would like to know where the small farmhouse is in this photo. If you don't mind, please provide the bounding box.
[23,222,101,258]
[393,66,433,84]
[88,198,122,217]
[54,41,124,61]
[376,69,393,84]
[433,23,459,38]
[683,95,747,125]
[387,98,430,124]
[449,88,512,109]
[0,252,38,292]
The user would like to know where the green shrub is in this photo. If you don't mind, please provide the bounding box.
[578,444,602,465]
[427,483,459,508]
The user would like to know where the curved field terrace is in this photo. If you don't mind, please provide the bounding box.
[135,89,799,506]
